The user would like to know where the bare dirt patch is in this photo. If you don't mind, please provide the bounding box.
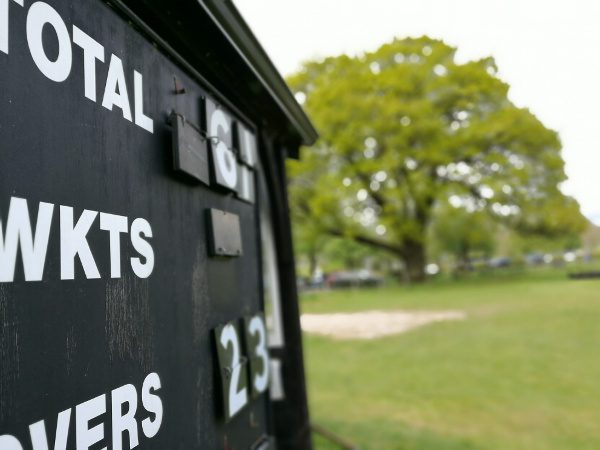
[301,310,466,340]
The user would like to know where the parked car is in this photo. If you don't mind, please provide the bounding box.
[326,270,383,288]
[488,256,512,268]
[525,252,545,265]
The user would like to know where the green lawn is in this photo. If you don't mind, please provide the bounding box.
[301,271,600,450]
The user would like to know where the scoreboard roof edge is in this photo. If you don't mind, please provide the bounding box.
[114,0,319,151]
[198,0,319,146]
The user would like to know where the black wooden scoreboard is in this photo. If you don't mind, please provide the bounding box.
[0,0,317,449]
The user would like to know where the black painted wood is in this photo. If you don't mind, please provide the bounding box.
[0,1,273,448]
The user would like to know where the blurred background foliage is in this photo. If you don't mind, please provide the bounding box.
[286,36,589,284]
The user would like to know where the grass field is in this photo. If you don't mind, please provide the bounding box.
[301,270,600,450]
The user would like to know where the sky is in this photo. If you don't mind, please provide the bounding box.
[233,0,600,224]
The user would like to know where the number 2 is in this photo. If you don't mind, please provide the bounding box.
[215,323,248,421]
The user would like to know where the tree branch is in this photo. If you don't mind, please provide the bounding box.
[325,227,404,255]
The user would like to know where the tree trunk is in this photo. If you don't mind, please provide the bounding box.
[325,226,428,283]
[401,239,426,283]
[456,243,470,274]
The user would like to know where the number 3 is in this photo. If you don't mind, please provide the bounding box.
[244,314,270,397]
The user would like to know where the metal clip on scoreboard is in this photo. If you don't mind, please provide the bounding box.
[0,0,318,449]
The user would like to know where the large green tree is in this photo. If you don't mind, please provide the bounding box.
[287,37,585,282]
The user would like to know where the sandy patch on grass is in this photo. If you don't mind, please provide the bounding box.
[301,310,466,340]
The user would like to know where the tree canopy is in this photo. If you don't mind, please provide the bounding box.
[287,37,586,282]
